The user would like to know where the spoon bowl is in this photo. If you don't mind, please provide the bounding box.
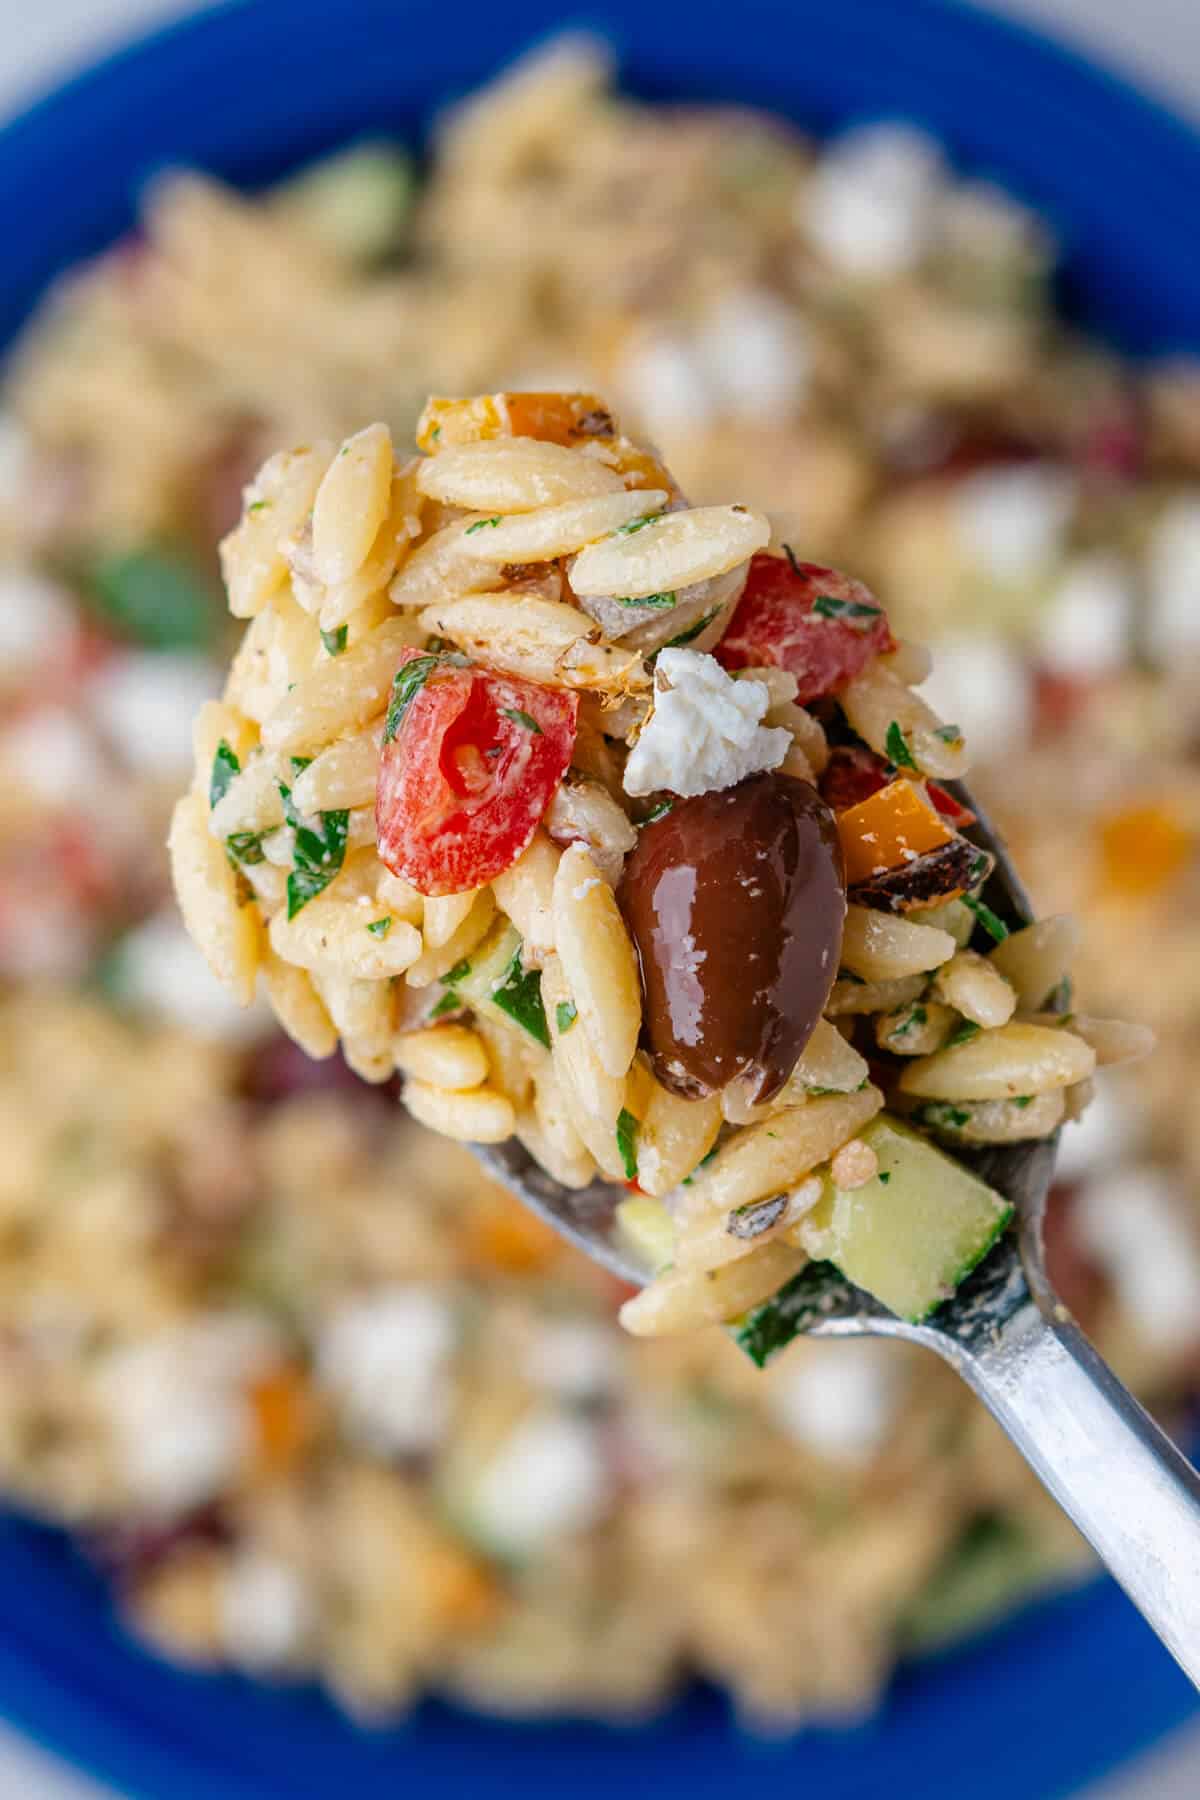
[471,787,1200,1688]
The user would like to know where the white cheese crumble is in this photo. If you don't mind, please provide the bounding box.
[521,1319,622,1403]
[768,1339,904,1465]
[99,1315,280,1515]
[918,633,1031,761]
[318,1287,455,1458]
[1145,493,1200,666]
[803,124,945,279]
[1036,553,1133,679]
[467,1409,610,1556]
[623,649,790,799]
[88,651,221,776]
[110,911,274,1044]
[0,567,77,673]
[951,463,1075,585]
[695,289,812,424]
[1,707,98,806]
[220,1550,313,1671]
[1074,1166,1200,1353]
[619,331,713,440]
[1056,1075,1135,1183]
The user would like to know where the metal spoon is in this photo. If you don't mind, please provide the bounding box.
[472,789,1200,1687]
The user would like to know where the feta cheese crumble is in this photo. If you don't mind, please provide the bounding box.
[1074,1167,1200,1353]
[768,1339,905,1466]
[1036,553,1133,679]
[803,124,945,280]
[467,1409,610,1555]
[918,633,1031,761]
[623,649,790,799]
[221,1550,313,1671]
[318,1287,456,1458]
[89,651,221,777]
[951,463,1075,586]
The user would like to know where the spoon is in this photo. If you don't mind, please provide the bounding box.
[472,788,1200,1687]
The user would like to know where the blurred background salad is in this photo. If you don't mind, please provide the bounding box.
[2,2,1200,1797]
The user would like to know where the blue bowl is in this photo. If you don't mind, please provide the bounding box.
[1,3,1198,1796]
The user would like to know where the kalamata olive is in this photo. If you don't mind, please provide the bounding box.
[618,772,846,1103]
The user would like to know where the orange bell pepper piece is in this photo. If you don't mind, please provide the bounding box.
[416,391,614,452]
[836,777,955,887]
[1098,802,1192,899]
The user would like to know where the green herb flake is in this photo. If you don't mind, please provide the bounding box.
[878,1171,892,1184]
[618,590,676,610]
[811,593,883,629]
[441,958,472,987]
[1013,1095,1034,1110]
[464,516,503,536]
[501,707,542,735]
[963,894,1010,943]
[947,1019,982,1049]
[663,606,721,651]
[782,542,803,577]
[917,1103,971,1131]
[277,782,349,920]
[384,653,441,743]
[616,1108,640,1181]
[642,799,674,826]
[366,917,392,939]
[934,723,964,745]
[615,512,663,537]
[209,739,240,810]
[430,425,442,443]
[885,720,918,772]
[429,991,460,1019]
[88,546,215,650]
[491,948,550,1048]
[321,625,348,656]
[225,830,268,868]
[290,756,312,775]
[247,499,269,516]
[892,1003,928,1039]
[1049,975,1074,1012]
[555,1001,578,1034]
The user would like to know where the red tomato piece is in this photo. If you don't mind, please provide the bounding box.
[926,780,977,831]
[717,554,896,703]
[376,650,577,897]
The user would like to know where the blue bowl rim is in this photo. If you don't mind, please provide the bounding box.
[0,3,1198,1798]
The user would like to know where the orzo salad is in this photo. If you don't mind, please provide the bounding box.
[173,393,1146,1342]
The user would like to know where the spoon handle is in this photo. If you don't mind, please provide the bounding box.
[948,1296,1200,1685]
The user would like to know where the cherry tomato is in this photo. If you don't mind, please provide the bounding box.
[717,554,895,703]
[376,650,577,897]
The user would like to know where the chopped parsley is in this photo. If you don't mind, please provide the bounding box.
[878,1171,892,1185]
[555,1000,578,1034]
[430,424,442,443]
[682,1143,719,1186]
[366,917,392,939]
[320,624,348,656]
[618,591,676,610]
[491,947,550,1048]
[917,1103,972,1131]
[87,545,215,650]
[885,720,918,772]
[891,1003,927,1040]
[209,739,240,809]
[947,1019,982,1048]
[615,511,663,537]
[247,499,269,516]
[428,991,460,1019]
[442,957,472,986]
[501,707,542,734]
[383,653,441,743]
[934,723,964,744]
[963,894,1010,943]
[1013,1095,1034,1109]
[616,1108,640,1181]
[661,606,721,651]
[225,829,268,867]
[464,516,502,535]
[642,798,674,825]
[812,593,883,630]
[1049,974,1074,1012]
[277,782,349,919]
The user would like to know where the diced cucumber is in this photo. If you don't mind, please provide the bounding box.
[797,1114,1012,1323]
[276,143,414,263]
[617,1195,674,1275]
[447,921,549,1048]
